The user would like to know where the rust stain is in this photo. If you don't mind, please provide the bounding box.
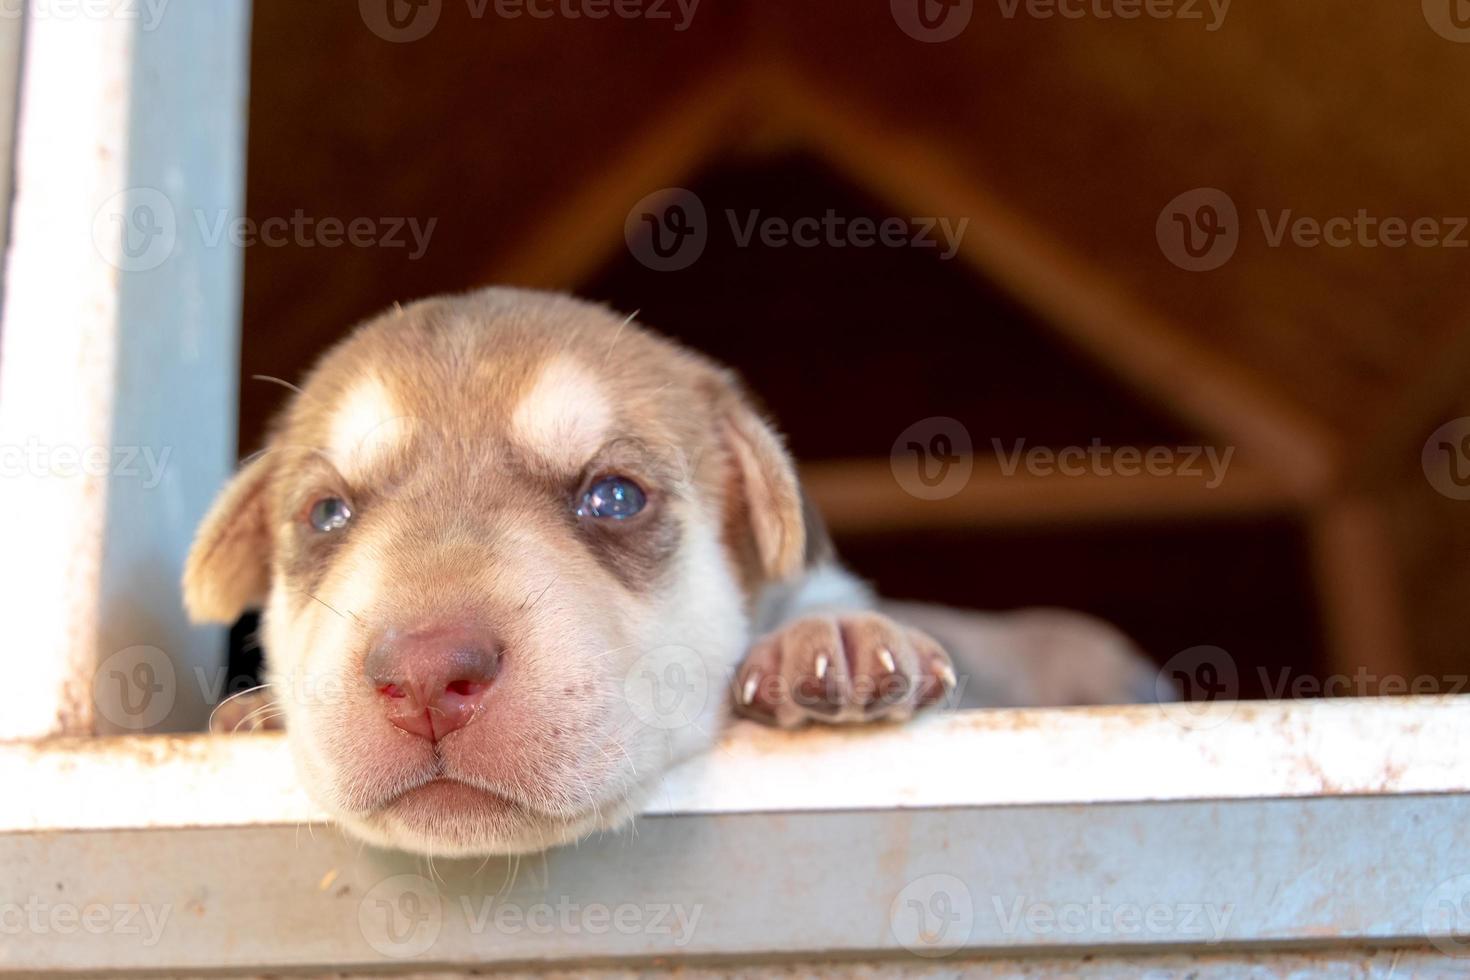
[28,731,285,766]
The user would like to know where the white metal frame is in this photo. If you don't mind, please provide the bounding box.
[0,0,252,738]
[0,3,1465,977]
[3,700,1470,974]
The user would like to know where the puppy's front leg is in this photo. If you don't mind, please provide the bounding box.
[736,564,956,728]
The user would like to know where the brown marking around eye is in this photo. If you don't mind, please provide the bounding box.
[570,439,686,594]
[269,450,360,601]
[577,510,682,595]
[279,513,358,601]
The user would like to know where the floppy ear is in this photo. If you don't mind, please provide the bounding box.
[714,379,806,583]
[183,453,275,624]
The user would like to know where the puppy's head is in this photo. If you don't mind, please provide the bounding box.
[184,288,804,855]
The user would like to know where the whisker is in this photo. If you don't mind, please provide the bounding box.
[251,373,306,397]
[299,590,359,623]
[603,309,639,366]
[519,577,558,612]
[238,705,286,731]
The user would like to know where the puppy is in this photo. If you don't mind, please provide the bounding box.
[184,288,1155,856]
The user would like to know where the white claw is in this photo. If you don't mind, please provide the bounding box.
[937,662,957,690]
[877,648,896,673]
[814,653,829,681]
[741,676,758,706]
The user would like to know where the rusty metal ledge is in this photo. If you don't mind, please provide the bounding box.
[3,697,1469,833]
[3,699,1470,975]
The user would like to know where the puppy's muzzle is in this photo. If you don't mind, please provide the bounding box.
[364,625,501,742]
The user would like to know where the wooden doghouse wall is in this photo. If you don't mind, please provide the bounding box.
[237,0,1470,691]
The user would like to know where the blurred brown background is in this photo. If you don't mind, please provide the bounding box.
[235,0,1470,697]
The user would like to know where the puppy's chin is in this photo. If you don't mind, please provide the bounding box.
[336,781,644,857]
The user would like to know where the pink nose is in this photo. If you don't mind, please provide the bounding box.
[365,627,500,742]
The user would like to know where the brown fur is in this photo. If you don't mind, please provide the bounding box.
[183,288,811,856]
[184,287,1155,857]
[187,290,805,625]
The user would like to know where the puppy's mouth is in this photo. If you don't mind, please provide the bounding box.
[385,777,521,822]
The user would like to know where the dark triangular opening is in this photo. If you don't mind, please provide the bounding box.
[582,152,1323,690]
[583,151,1205,460]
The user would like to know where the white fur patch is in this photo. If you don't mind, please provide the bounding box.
[329,377,404,480]
[510,357,612,472]
[628,499,750,764]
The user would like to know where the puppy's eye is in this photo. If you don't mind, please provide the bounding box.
[578,476,646,520]
[307,496,353,533]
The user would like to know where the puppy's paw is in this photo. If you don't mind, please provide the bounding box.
[735,612,956,728]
